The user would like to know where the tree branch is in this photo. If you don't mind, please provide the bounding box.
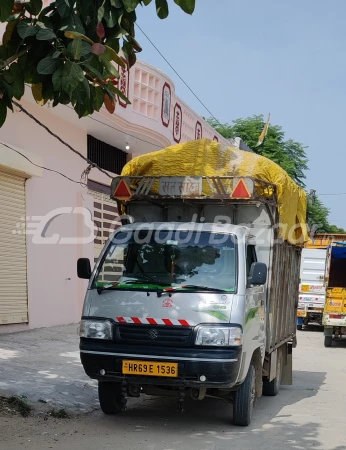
[0,46,31,70]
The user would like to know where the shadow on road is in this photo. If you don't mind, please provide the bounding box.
[88,370,342,450]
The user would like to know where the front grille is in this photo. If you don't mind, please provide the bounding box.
[117,325,193,347]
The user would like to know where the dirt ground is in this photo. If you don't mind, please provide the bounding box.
[1,328,346,450]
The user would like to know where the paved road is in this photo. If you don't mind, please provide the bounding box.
[1,327,346,449]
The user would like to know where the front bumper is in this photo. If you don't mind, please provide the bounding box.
[80,339,242,388]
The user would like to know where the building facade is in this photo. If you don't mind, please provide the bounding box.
[0,18,242,333]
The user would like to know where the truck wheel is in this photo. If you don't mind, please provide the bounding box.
[297,324,303,331]
[98,382,123,415]
[263,350,282,396]
[324,336,333,348]
[233,365,255,427]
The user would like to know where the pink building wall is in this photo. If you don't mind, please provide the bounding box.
[0,100,94,333]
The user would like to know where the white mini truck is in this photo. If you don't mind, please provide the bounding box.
[77,176,300,426]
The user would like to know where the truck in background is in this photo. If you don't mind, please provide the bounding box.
[323,241,346,347]
[297,234,346,330]
[297,248,327,329]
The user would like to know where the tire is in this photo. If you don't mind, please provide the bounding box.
[263,350,282,397]
[297,324,303,331]
[233,365,255,427]
[98,382,123,415]
[324,336,333,348]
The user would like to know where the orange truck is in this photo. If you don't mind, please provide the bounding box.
[323,240,346,347]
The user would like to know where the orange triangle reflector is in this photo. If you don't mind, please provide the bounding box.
[113,179,132,200]
[231,179,251,199]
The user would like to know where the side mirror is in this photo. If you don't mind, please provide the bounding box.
[248,262,267,286]
[77,258,92,279]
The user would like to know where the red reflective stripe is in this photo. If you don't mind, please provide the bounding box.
[131,317,141,324]
[179,320,190,327]
[117,317,126,323]
[147,318,157,325]
[162,318,173,326]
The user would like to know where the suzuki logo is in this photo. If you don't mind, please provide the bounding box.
[148,329,158,340]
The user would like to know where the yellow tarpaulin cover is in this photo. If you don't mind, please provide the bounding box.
[121,138,308,244]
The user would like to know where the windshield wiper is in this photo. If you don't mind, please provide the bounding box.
[180,285,227,292]
[183,285,227,292]
[97,280,168,294]
[157,284,227,297]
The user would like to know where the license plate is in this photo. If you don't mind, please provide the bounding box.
[297,311,307,317]
[122,360,178,377]
[301,285,310,292]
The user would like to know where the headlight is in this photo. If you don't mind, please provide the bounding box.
[195,326,242,346]
[79,320,113,340]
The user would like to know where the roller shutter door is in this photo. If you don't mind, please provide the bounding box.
[0,170,28,324]
[88,189,122,282]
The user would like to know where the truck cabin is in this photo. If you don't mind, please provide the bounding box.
[328,245,346,289]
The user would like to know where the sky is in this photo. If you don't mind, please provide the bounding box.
[136,0,346,227]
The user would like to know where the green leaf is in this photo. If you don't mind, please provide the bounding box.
[42,77,54,100]
[57,90,71,105]
[32,82,48,105]
[0,101,8,128]
[38,3,55,20]
[36,28,57,41]
[56,0,72,18]
[78,0,95,24]
[26,0,43,15]
[98,4,105,22]
[60,14,85,34]
[0,0,14,23]
[106,37,120,54]
[155,0,168,19]
[174,0,195,14]
[17,21,38,39]
[91,85,104,111]
[52,66,64,91]
[105,45,126,67]
[111,0,124,7]
[123,0,139,12]
[142,0,152,5]
[62,61,85,94]
[64,31,93,44]
[73,78,90,105]
[37,56,62,75]
[82,77,91,99]
[52,51,62,59]
[104,5,120,28]
[83,62,103,81]
[7,63,24,100]
[69,39,83,60]
[3,21,17,46]
[22,53,41,83]
[3,69,15,84]
[128,36,142,52]
[100,55,120,78]
[110,84,131,104]
[74,101,92,118]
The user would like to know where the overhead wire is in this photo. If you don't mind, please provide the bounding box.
[1,142,87,186]
[135,23,223,127]
[12,100,113,179]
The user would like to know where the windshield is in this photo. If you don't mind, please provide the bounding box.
[93,229,237,292]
